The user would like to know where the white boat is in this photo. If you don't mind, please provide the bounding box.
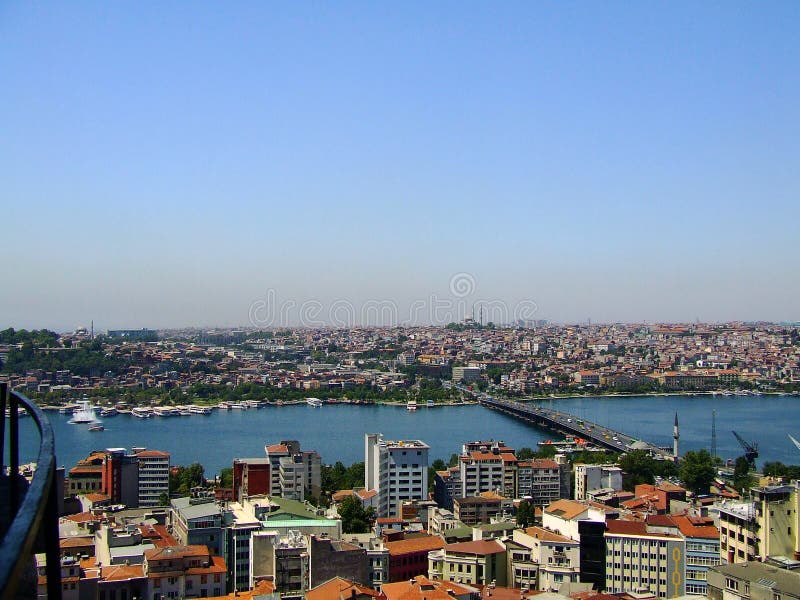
[406,399,417,412]
[100,407,118,417]
[131,407,153,419]
[426,399,435,407]
[306,398,323,407]
[188,405,212,415]
[154,406,180,417]
[69,400,99,424]
[245,400,263,408]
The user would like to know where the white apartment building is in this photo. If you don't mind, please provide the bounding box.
[265,441,322,501]
[133,449,170,507]
[574,463,623,500]
[365,433,429,518]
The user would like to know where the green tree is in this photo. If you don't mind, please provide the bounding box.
[680,449,716,495]
[618,450,656,490]
[516,499,533,528]
[448,453,460,467]
[339,496,376,533]
[516,447,535,461]
[732,456,755,492]
[219,467,233,488]
[158,492,171,506]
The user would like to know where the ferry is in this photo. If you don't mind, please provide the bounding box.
[188,405,212,415]
[306,398,323,407]
[217,402,231,410]
[153,406,180,417]
[406,399,417,412]
[245,400,263,408]
[131,407,153,419]
[69,400,99,424]
[100,407,119,417]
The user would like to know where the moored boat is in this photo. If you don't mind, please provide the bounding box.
[131,407,153,419]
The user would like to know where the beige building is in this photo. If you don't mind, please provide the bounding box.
[428,539,507,586]
[512,526,580,592]
[753,484,800,560]
[717,501,758,563]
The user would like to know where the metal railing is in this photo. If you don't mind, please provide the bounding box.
[0,383,62,600]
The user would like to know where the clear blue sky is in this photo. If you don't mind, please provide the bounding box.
[2,2,798,329]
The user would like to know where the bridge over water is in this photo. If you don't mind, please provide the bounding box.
[479,395,673,459]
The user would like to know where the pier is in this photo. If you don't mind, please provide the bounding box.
[479,395,673,459]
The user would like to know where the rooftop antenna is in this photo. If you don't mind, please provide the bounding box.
[711,410,717,460]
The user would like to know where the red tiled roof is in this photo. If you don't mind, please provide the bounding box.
[385,535,445,556]
[444,540,505,555]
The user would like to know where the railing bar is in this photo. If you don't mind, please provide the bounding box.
[0,382,6,468]
[44,464,62,600]
[9,391,19,515]
[0,391,58,600]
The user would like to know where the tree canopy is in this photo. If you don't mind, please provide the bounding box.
[338,496,376,533]
[679,450,716,495]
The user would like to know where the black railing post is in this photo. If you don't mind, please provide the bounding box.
[9,389,19,514]
[0,382,6,467]
[44,464,62,600]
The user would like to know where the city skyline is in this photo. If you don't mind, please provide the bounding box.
[2,3,799,329]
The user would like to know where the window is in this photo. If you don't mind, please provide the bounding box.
[726,577,739,591]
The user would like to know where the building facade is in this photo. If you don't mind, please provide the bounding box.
[365,433,429,518]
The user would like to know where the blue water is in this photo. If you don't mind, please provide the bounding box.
[11,395,800,477]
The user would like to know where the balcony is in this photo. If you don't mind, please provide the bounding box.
[1,385,62,600]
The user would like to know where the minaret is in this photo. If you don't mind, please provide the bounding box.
[673,412,680,459]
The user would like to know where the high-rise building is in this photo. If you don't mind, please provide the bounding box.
[365,433,429,518]
[264,441,321,501]
[134,448,170,507]
[104,448,140,507]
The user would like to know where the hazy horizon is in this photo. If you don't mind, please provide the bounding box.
[3,3,798,330]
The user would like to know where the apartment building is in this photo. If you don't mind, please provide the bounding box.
[604,519,685,598]
[517,459,562,506]
[170,496,225,556]
[717,501,759,564]
[434,466,462,511]
[365,433,429,518]
[707,561,800,600]
[752,483,800,560]
[574,463,623,500]
[134,449,170,508]
[459,440,515,498]
[143,545,227,599]
[452,366,481,383]
[265,441,322,501]
[427,539,507,587]
[512,526,580,592]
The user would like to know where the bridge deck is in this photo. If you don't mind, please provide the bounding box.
[479,396,671,458]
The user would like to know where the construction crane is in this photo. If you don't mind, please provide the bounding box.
[732,431,759,468]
